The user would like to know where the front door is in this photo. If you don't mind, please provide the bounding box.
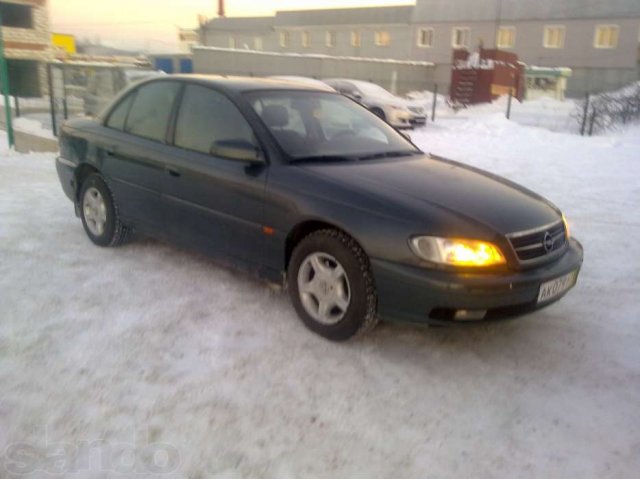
[162,84,268,270]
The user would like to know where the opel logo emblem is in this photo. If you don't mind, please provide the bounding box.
[543,232,554,252]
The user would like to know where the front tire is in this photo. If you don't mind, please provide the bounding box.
[79,174,129,247]
[288,229,378,341]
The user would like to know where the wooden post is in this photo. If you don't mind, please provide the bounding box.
[588,108,596,136]
[580,92,590,136]
[431,83,438,122]
[47,63,57,137]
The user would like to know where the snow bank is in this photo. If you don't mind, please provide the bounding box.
[13,117,56,140]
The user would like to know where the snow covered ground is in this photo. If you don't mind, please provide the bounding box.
[408,92,580,134]
[1,108,639,477]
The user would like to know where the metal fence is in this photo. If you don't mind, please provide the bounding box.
[46,62,158,136]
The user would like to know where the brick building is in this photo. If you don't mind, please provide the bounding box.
[1,0,52,96]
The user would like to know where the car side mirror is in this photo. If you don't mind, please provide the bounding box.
[210,139,265,164]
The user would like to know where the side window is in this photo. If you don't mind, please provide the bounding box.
[174,85,257,155]
[106,93,135,131]
[125,81,181,142]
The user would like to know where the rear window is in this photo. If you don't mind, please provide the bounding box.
[106,93,135,131]
[125,81,181,143]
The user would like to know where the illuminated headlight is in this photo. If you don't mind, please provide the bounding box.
[562,213,571,239]
[409,236,506,268]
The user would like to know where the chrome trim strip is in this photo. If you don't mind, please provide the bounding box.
[506,220,563,239]
[514,243,543,252]
[57,157,75,168]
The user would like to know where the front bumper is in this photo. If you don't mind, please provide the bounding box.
[410,115,427,126]
[371,238,584,325]
[56,156,77,202]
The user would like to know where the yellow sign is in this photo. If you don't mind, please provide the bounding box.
[491,84,516,97]
[52,33,77,55]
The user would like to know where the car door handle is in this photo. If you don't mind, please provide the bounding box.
[104,147,117,157]
[166,168,181,178]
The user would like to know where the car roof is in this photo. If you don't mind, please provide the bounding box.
[158,74,336,93]
[268,76,336,92]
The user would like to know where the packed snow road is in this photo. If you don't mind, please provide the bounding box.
[1,116,639,477]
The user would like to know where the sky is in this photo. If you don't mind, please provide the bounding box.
[50,0,413,52]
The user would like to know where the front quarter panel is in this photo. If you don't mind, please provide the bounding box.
[262,163,496,274]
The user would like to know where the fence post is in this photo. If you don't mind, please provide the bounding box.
[580,92,590,136]
[0,9,15,148]
[506,87,513,119]
[47,63,57,137]
[431,83,438,122]
[588,108,596,136]
[62,66,68,120]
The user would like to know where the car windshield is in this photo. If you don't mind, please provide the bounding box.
[245,90,420,161]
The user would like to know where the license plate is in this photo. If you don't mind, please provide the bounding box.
[537,271,578,304]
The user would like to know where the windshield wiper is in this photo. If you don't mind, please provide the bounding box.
[289,155,356,164]
[357,150,421,161]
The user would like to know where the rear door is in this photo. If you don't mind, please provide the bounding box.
[162,84,268,269]
[98,80,181,233]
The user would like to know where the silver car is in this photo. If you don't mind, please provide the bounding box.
[322,78,414,129]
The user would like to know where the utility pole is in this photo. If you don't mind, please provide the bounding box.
[0,10,15,148]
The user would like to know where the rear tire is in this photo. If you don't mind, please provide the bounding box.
[288,229,378,341]
[79,174,129,247]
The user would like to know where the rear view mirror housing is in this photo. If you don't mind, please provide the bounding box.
[210,140,265,164]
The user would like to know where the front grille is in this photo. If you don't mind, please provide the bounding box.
[508,221,567,262]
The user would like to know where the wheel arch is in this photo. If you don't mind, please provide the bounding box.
[284,219,365,270]
[74,163,101,201]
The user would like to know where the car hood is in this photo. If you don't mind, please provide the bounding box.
[299,154,561,235]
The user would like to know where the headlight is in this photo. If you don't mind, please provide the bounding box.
[562,213,571,239]
[409,236,506,267]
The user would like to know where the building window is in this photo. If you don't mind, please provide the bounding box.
[326,31,336,48]
[544,25,566,48]
[594,25,619,49]
[0,3,34,29]
[417,28,434,48]
[301,31,310,48]
[228,37,236,49]
[254,37,263,51]
[452,27,470,48]
[280,31,290,48]
[375,31,390,47]
[496,26,516,48]
[351,31,361,47]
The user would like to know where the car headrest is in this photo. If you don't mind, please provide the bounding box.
[261,105,289,128]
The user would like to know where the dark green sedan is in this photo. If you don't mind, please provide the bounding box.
[55,75,583,341]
